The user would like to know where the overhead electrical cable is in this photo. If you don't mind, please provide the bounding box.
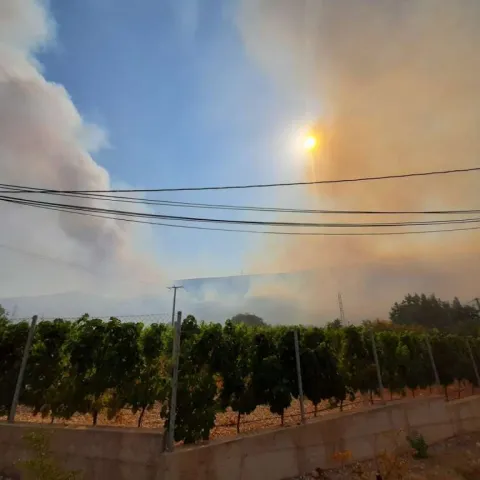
[2,194,480,237]
[0,184,479,216]
[1,194,480,229]
[0,166,479,193]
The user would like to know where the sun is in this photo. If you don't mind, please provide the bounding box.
[303,135,318,151]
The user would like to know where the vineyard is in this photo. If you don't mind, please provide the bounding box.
[1,313,480,445]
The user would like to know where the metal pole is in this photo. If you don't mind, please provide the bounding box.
[370,330,384,402]
[293,329,306,424]
[8,315,38,423]
[425,335,440,387]
[166,310,182,452]
[466,338,480,387]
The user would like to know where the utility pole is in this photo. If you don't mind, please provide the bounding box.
[338,292,346,324]
[166,311,182,452]
[466,338,480,388]
[168,285,183,326]
[370,330,384,403]
[294,329,306,424]
[9,315,38,423]
[425,335,441,387]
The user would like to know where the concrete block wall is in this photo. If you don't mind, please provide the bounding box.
[0,424,164,480]
[1,395,480,480]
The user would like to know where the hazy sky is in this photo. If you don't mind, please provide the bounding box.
[0,0,478,323]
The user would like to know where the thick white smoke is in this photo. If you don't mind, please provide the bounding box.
[0,0,162,300]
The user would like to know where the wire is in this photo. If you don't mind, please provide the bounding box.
[1,166,479,193]
[1,194,480,236]
[1,184,479,216]
[2,194,480,228]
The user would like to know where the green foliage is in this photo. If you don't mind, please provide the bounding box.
[230,313,266,327]
[406,432,429,459]
[162,317,220,444]
[2,301,480,445]
[67,317,143,424]
[391,293,480,335]
[340,326,377,395]
[22,320,74,420]
[0,319,30,415]
[128,323,169,427]
[218,321,258,432]
[17,430,82,480]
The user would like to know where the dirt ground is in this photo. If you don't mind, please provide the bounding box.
[0,383,474,441]
[290,432,480,480]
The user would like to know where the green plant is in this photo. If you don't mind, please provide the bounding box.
[406,432,429,459]
[17,430,82,480]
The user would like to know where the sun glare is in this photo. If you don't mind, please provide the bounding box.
[303,135,318,151]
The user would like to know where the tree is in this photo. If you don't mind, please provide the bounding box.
[127,323,169,427]
[0,320,30,415]
[339,326,377,398]
[162,317,221,444]
[254,355,291,425]
[251,330,291,425]
[22,319,73,421]
[326,319,343,330]
[429,333,458,399]
[390,293,480,334]
[397,332,431,396]
[377,331,403,399]
[302,340,346,415]
[230,313,266,327]
[67,317,142,425]
[218,320,258,433]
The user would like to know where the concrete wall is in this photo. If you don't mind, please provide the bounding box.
[0,424,164,480]
[2,395,480,480]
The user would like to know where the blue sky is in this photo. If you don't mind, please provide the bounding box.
[36,0,317,280]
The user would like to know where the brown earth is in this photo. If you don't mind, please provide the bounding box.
[290,432,480,479]
[1,383,475,441]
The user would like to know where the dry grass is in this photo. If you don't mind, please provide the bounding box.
[292,433,480,479]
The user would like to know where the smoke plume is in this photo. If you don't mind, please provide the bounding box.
[238,0,480,321]
[0,0,162,299]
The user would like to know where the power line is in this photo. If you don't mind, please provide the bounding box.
[2,194,480,228]
[1,166,479,193]
[1,184,479,216]
[1,193,480,236]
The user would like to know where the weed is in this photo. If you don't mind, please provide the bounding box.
[407,433,429,459]
[17,430,83,480]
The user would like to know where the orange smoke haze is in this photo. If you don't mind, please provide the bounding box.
[238,0,480,322]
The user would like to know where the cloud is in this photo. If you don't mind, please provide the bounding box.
[237,0,480,322]
[0,0,162,299]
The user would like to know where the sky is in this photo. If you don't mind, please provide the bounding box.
[0,0,479,323]
[31,0,317,279]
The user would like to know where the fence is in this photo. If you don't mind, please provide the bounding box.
[2,313,480,452]
[10,313,172,324]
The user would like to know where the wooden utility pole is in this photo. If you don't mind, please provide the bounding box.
[294,330,305,424]
[338,292,346,324]
[166,311,182,452]
[9,315,38,423]
[370,330,384,403]
[168,285,183,326]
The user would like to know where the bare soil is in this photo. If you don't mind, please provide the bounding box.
[0,383,474,441]
[289,432,480,479]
